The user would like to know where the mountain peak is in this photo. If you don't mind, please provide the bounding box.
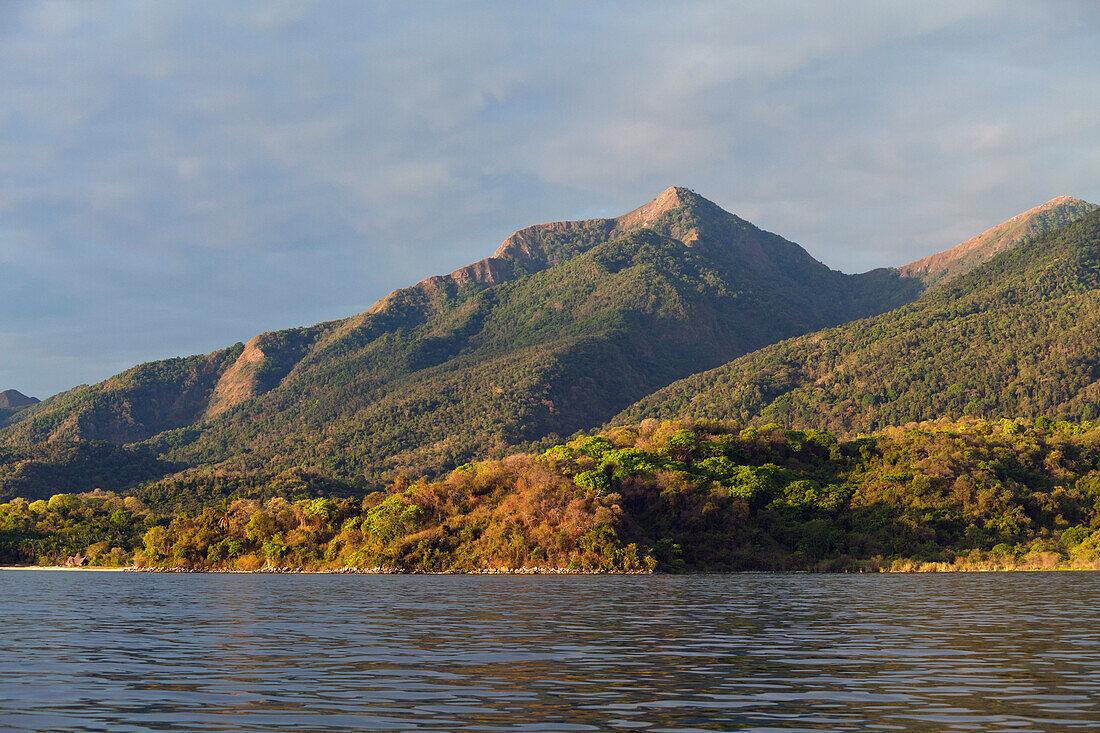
[1003,195,1089,223]
[378,185,810,319]
[0,389,38,409]
[615,186,692,230]
[1043,195,1085,207]
[417,187,705,295]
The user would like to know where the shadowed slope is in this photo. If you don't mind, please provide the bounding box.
[0,390,37,409]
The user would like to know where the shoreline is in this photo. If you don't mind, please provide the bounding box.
[3,565,1098,574]
[0,565,131,572]
[0,565,651,575]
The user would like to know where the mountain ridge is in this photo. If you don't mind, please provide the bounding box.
[0,390,37,409]
[897,195,1097,288]
[618,208,1100,432]
[0,187,920,479]
[6,187,1096,486]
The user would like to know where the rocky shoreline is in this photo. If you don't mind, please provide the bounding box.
[0,564,653,575]
[123,566,655,575]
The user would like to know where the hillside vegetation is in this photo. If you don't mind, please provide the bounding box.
[0,441,182,503]
[4,418,1100,572]
[4,190,1099,573]
[622,210,1100,433]
[3,346,244,443]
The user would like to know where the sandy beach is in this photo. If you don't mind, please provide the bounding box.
[0,565,132,572]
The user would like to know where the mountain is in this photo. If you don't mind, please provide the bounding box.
[898,196,1097,288]
[0,187,919,479]
[619,209,1100,432]
[0,390,38,409]
[1,347,245,443]
[0,390,40,432]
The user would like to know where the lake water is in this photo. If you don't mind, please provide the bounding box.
[1,572,1098,732]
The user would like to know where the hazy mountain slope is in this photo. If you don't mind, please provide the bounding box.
[0,390,37,409]
[619,209,1100,432]
[0,188,919,478]
[898,196,1096,288]
[0,390,40,431]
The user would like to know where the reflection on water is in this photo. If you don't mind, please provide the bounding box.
[1,572,1098,731]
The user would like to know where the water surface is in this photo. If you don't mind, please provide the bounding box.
[2,571,1098,731]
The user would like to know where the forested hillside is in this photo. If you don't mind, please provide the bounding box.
[2,346,244,442]
[0,441,181,503]
[5,196,1100,571]
[0,188,918,479]
[5,418,1100,572]
[621,210,1100,432]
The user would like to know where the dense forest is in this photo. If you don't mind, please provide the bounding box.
[623,209,1100,432]
[5,417,1100,572]
[0,441,182,503]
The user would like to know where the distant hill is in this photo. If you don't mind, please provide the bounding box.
[0,390,38,409]
[0,390,41,431]
[619,209,1100,432]
[0,187,920,479]
[898,196,1097,288]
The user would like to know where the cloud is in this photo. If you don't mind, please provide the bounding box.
[0,0,1098,396]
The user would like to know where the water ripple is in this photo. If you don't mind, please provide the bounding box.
[1,572,1099,731]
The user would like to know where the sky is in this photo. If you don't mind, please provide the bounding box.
[2,1,1098,398]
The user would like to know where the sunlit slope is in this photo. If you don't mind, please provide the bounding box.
[2,346,245,443]
[619,210,1100,432]
[898,196,1096,289]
